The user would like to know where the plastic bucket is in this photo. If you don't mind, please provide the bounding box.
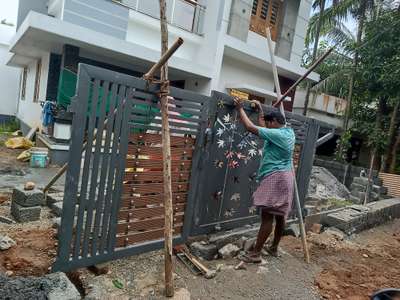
[30,147,49,168]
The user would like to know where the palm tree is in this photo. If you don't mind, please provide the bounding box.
[302,0,326,116]
[305,0,376,160]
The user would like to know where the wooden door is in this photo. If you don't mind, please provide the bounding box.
[250,0,283,41]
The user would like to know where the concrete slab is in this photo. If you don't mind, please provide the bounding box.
[12,187,44,207]
[11,201,41,223]
[323,198,400,234]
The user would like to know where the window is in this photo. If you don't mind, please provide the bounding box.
[250,0,283,41]
[33,60,41,103]
[20,67,27,100]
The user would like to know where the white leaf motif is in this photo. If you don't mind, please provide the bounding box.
[217,139,225,148]
[223,114,231,123]
[216,128,224,137]
[248,149,257,157]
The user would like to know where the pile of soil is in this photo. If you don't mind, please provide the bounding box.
[283,220,400,300]
[0,228,56,277]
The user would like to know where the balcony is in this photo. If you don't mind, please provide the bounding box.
[113,0,205,35]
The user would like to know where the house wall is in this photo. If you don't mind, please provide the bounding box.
[293,88,347,128]
[63,0,129,39]
[217,55,275,99]
[0,44,20,119]
[17,0,48,29]
[291,0,312,65]
[16,53,50,131]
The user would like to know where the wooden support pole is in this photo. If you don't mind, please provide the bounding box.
[273,47,334,108]
[159,0,174,297]
[143,37,184,80]
[43,38,184,195]
[266,28,310,264]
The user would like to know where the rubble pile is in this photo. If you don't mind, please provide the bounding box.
[307,167,350,201]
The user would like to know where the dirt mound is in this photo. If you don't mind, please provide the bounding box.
[311,227,400,299]
[308,166,350,200]
[0,228,56,277]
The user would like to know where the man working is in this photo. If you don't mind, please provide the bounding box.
[233,98,295,263]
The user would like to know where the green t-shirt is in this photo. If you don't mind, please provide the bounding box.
[257,126,295,180]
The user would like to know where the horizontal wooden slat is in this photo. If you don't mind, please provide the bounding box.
[124,171,190,183]
[379,172,400,197]
[118,203,186,221]
[127,146,193,159]
[120,193,188,208]
[123,182,189,194]
[116,226,183,247]
[131,115,201,130]
[117,214,185,233]
[125,159,192,170]
[129,133,196,146]
[129,123,198,136]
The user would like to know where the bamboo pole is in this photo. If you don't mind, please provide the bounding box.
[42,38,184,195]
[272,46,334,109]
[266,28,310,264]
[143,37,184,80]
[159,0,174,297]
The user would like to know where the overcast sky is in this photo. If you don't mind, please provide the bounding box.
[0,0,18,24]
[0,1,18,44]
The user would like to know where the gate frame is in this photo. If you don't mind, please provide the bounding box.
[187,91,331,236]
[53,64,208,272]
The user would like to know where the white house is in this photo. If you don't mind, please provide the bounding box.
[0,22,20,122]
[7,0,318,134]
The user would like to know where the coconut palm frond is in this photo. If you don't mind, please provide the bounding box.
[310,66,353,95]
[321,0,358,23]
[326,24,356,52]
[307,0,359,47]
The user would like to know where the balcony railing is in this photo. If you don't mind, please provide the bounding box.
[113,0,205,35]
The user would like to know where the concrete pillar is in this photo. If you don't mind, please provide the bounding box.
[227,0,253,42]
[46,53,62,102]
[61,44,80,74]
[275,0,300,60]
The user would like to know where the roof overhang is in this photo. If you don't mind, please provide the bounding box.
[7,11,212,80]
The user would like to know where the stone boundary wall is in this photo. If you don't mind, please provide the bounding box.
[314,158,379,188]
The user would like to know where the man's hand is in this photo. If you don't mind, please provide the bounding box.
[233,97,244,110]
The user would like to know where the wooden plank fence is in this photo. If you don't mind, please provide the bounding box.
[379,172,400,198]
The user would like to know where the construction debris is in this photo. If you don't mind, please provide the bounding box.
[4,137,34,150]
[24,181,36,191]
[308,167,350,201]
[218,243,240,259]
[11,186,44,222]
[0,235,16,250]
[234,261,247,270]
[0,272,80,300]
[189,242,217,261]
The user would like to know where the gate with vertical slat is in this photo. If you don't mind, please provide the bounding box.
[53,64,208,272]
[53,64,331,272]
[188,91,321,235]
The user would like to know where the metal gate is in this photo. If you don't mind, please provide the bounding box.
[189,91,321,235]
[53,64,208,272]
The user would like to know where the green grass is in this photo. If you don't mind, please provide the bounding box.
[0,119,20,133]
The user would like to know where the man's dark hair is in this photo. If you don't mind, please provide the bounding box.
[264,111,286,125]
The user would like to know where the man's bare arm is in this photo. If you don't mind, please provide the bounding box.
[233,98,259,135]
[252,100,266,127]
